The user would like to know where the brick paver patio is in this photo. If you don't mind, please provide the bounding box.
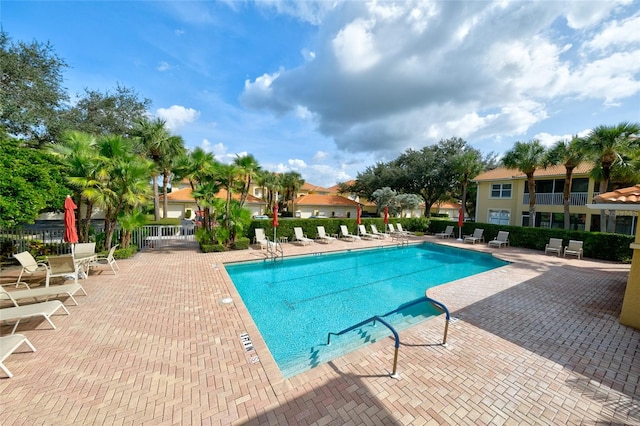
[1,235,638,425]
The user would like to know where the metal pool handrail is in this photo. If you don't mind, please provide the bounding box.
[325,296,451,378]
[327,315,401,378]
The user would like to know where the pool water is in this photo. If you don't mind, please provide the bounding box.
[226,243,508,378]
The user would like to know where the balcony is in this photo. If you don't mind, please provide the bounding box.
[522,192,589,206]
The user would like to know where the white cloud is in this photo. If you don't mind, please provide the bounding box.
[586,15,640,51]
[288,159,307,169]
[156,105,200,131]
[332,18,380,73]
[157,61,171,72]
[313,151,327,162]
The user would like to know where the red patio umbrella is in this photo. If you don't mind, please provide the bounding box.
[457,207,464,240]
[383,206,389,224]
[272,204,279,242]
[356,205,362,236]
[63,195,79,251]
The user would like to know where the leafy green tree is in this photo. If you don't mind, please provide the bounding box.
[255,170,280,212]
[451,144,484,220]
[60,85,151,138]
[0,138,71,227]
[371,187,397,214]
[394,193,421,216]
[0,31,69,145]
[544,136,585,229]
[216,163,241,241]
[577,122,640,232]
[502,140,546,227]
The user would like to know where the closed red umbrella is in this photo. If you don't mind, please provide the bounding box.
[356,205,361,225]
[457,207,464,240]
[272,204,279,242]
[63,195,79,247]
[383,206,389,224]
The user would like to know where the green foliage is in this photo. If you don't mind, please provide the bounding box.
[111,245,138,259]
[200,243,226,253]
[0,31,69,144]
[233,237,250,250]
[144,218,181,226]
[0,138,72,227]
[428,221,633,262]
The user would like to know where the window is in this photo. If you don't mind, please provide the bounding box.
[491,183,512,198]
[488,209,510,225]
[571,178,589,192]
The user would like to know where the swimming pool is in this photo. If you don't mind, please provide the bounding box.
[226,242,508,378]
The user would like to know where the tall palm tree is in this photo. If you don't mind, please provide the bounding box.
[216,162,241,242]
[577,121,640,232]
[233,154,261,208]
[132,118,185,220]
[48,130,100,242]
[257,170,280,212]
[501,140,546,227]
[453,147,483,221]
[544,136,585,229]
[280,171,305,215]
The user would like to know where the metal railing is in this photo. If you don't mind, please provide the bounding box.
[326,296,450,378]
[265,240,283,261]
[522,192,589,206]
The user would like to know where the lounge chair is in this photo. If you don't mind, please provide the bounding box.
[435,225,455,239]
[464,228,484,244]
[487,231,509,248]
[73,242,97,277]
[293,227,314,245]
[1,281,87,307]
[370,224,389,239]
[316,226,336,244]
[0,300,70,334]
[45,255,79,287]
[340,225,360,241]
[253,228,269,249]
[564,240,583,259]
[89,244,119,274]
[358,224,380,239]
[13,251,48,284]
[0,334,36,378]
[545,238,563,256]
[395,223,414,236]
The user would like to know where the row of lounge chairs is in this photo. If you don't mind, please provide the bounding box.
[254,223,415,248]
[1,247,119,377]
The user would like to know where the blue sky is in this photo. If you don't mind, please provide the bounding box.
[3,1,639,187]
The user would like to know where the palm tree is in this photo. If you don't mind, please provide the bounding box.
[85,135,153,250]
[256,170,280,212]
[215,162,241,243]
[132,118,185,220]
[48,130,100,242]
[280,171,305,215]
[501,140,546,227]
[544,136,585,229]
[453,147,483,221]
[233,154,261,208]
[577,122,640,232]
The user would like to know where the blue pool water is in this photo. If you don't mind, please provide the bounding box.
[226,243,508,378]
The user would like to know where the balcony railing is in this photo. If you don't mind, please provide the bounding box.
[522,192,589,206]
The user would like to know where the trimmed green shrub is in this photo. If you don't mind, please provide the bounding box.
[200,243,226,253]
[233,237,250,250]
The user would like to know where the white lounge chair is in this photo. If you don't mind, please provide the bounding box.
[316,226,336,244]
[358,224,380,239]
[253,228,269,249]
[293,227,314,245]
[464,228,484,244]
[45,255,79,287]
[73,242,97,277]
[0,281,87,307]
[89,245,119,274]
[340,225,360,241]
[545,238,563,256]
[0,334,36,378]
[370,224,389,239]
[435,226,455,239]
[395,223,414,236]
[564,240,583,259]
[13,251,48,284]
[488,231,509,248]
[0,300,70,334]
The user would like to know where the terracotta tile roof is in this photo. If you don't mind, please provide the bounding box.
[433,201,461,210]
[473,163,594,181]
[161,187,265,204]
[593,185,640,204]
[293,194,361,207]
